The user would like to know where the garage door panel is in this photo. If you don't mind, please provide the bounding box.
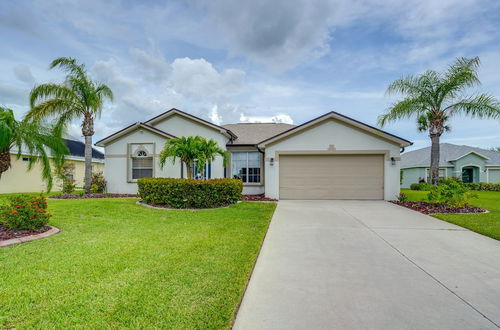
[279,155,384,199]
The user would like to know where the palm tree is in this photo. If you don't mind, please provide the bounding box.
[159,136,227,179]
[198,137,228,177]
[27,57,113,193]
[378,57,500,185]
[0,107,68,191]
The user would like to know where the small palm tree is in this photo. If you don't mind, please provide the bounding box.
[379,57,500,185]
[27,57,113,193]
[198,137,228,177]
[159,136,227,179]
[0,107,68,191]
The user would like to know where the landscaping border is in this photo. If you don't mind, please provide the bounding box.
[0,226,60,248]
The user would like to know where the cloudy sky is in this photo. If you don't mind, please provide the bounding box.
[1,0,500,151]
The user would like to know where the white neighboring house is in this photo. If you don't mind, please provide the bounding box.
[96,108,412,200]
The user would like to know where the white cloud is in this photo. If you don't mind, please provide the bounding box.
[240,113,294,124]
[13,65,36,85]
[169,57,245,101]
[129,47,169,83]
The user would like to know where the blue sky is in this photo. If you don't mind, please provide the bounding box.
[1,0,500,151]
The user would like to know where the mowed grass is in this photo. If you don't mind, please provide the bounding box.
[402,189,500,240]
[0,198,276,329]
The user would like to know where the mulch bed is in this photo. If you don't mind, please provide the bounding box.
[242,194,277,202]
[391,201,486,215]
[49,193,138,199]
[0,224,51,241]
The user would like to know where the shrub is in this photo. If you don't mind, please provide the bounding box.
[464,182,500,192]
[91,172,107,193]
[0,195,51,230]
[397,192,408,202]
[427,178,477,207]
[410,182,432,191]
[57,162,76,194]
[137,178,243,208]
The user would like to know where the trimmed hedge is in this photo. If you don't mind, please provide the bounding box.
[463,182,500,192]
[410,181,500,192]
[410,182,433,191]
[137,178,243,209]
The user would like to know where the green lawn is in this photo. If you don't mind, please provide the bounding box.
[0,198,276,329]
[402,189,500,240]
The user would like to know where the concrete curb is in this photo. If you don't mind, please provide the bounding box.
[0,226,60,248]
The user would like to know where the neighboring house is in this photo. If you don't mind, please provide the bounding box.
[0,139,104,193]
[400,143,500,188]
[96,108,412,200]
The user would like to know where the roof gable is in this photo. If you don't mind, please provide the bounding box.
[449,151,490,161]
[257,111,412,147]
[145,108,236,139]
[95,122,176,147]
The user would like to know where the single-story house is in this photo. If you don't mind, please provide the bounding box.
[400,143,500,188]
[96,108,412,200]
[0,139,104,193]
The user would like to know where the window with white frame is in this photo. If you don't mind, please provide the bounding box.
[232,152,261,183]
[131,146,153,180]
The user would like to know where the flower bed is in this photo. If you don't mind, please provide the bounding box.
[242,194,277,202]
[49,193,138,199]
[1,224,51,241]
[391,201,486,214]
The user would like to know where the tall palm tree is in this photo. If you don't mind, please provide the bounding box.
[0,106,68,191]
[27,57,113,193]
[378,57,500,185]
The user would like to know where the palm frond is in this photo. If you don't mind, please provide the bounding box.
[445,93,500,119]
[29,83,79,109]
[50,57,87,81]
[378,97,426,126]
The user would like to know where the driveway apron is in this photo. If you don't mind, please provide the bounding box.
[233,200,500,330]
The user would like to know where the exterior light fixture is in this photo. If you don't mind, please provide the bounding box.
[391,157,396,165]
[270,157,274,166]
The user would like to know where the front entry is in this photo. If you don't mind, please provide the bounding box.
[462,167,474,183]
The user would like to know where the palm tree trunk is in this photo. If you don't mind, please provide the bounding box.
[430,134,440,185]
[84,135,93,193]
[82,112,94,194]
[0,149,11,178]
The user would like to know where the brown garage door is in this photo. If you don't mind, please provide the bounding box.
[279,154,384,199]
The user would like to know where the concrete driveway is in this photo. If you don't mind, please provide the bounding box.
[234,200,500,330]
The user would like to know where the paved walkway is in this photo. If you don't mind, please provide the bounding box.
[234,200,500,330]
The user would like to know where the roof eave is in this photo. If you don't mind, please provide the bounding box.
[95,123,176,147]
[257,111,412,148]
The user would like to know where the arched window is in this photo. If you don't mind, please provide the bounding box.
[132,148,153,179]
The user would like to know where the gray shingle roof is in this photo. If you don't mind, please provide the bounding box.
[222,123,296,145]
[401,143,500,167]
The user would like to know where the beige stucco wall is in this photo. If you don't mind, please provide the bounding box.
[0,155,104,193]
[104,115,229,194]
[263,118,402,200]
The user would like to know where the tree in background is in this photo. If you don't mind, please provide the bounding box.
[0,106,68,191]
[27,57,113,194]
[379,57,500,185]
